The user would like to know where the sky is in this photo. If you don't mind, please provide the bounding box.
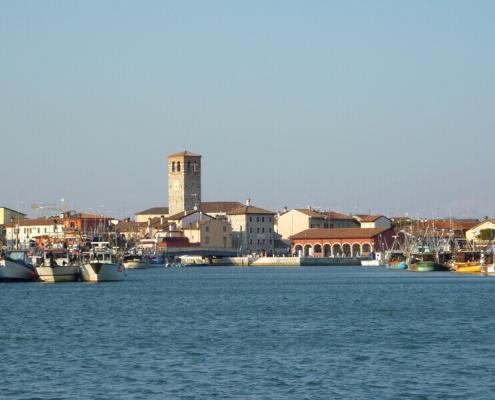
[1,1,494,219]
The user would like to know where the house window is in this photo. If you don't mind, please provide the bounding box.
[262,239,265,245]
[249,217,252,222]
[257,228,260,233]
[249,228,252,233]
[205,236,210,244]
[249,239,253,245]
[177,161,181,172]
[257,217,260,222]
[205,226,209,232]
[223,226,227,232]
[269,228,272,233]
[262,217,265,222]
[262,228,265,233]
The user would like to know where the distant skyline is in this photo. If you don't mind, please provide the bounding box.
[1,1,494,219]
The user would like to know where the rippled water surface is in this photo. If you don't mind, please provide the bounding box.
[2,266,495,399]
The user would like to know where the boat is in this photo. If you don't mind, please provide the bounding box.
[385,251,408,270]
[80,242,126,282]
[0,250,38,282]
[35,248,80,283]
[407,252,448,272]
[123,254,149,269]
[452,251,483,274]
[361,252,385,267]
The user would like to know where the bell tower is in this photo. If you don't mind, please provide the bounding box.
[168,151,202,215]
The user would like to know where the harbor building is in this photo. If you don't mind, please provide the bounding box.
[290,227,394,257]
[465,219,495,243]
[4,217,65,248]
[276,208,359,240]
[168,151,202,216]
[228,200,276,255]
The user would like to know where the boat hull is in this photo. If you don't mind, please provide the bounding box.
[80,263,126,282]
[35,266,80,282]
[0,259,37,282]
[410,262,448,272]
[455,263,481,274]
[386,261,408,270]
[123,261,148,269]
[361,260,383,267]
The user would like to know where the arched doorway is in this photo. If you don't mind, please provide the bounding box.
[294,244,303,256]
[304,244,312,256]
[323,244,331,257]
[343,243,351,257]
[352,243,361,257]
[362,243,371,254]
[314,244,322,256]
[332,244,342,257]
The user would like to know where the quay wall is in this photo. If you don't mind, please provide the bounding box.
[213,256,364,267]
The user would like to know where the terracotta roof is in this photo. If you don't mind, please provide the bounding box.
[294,209,325,218]
[135,207,169,216]
[323,211,354,220]
[115,221,147,233]
[4,217,63,228]
[200,201,243,213]
[168,151,201,158]
[167,210,213,221]
[66,213,112,220]
[354,214,388,223]
[227,205,276,216]
[291,228,391,240]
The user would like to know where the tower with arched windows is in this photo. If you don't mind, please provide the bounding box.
[168,151,202,216]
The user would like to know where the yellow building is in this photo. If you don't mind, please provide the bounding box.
[183,219,232,248]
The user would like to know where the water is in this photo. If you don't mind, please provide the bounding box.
[1,266,495,400]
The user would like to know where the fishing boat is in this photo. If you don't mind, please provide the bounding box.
[35,248,80,283]
[385,251,408,269]
[452,251,482,274]
[122,254,149,269]
[80,242,126,282]
[407,252,448,272]
[0,250,38,282]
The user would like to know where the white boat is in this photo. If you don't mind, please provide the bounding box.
[35,249,80,283]
[123,254,149,269]
[0,250,38,282]
[80,242,126,282]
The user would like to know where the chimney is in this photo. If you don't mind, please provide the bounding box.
[246,198,251,206]
[148,217,151,227]
[283,206,288,213]
[160,215,165,225]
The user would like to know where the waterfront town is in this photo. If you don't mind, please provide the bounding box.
[1,150,494,280]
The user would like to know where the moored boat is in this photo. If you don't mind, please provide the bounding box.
[0,250,38,282]
[35,249,80,283]
[123,254,149,269]
[80,242,126,282]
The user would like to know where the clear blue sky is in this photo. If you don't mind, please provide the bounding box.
[1,1,494,219]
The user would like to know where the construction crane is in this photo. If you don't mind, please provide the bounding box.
[31,199,68,218]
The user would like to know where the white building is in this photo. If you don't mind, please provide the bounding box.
[227,200,276,255]
[4,217,65,248]
[353,215,392,229]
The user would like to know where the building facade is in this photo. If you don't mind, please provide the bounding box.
[228,201,276,255]
[168,151,202,215]
[183,219,232,248]
[291,227,394,257]
[277,208,359,240]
